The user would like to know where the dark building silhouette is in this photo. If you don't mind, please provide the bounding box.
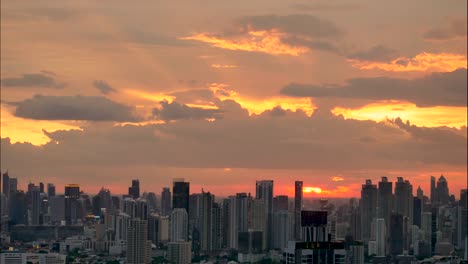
[2,172,9,196]
[294,181,303,241]
[173,179,189,214]
[413,197,422,227]
[360,179,377,241]
[273,195,289,212]
[436,175,449,206]
[301,211,328,242]
[65,184,80,225]
[47,183,56,197]
[256,180,274,249]
[161,187,172,216]
[10,190,28,225]
[238,230,263,254]
[390,213,403,256]
[378,177,393,229]
[39,182,44,193]
[430,176,437,206]
[128,179,140,199]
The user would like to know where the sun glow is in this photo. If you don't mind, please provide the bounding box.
[349,52,467,72]
[181,30,308,56]
[332,102,467,128]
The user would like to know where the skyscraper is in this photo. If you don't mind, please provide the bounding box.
[212,202,222,250]
[377,177,392,229]
[272,210,292,249]
[294,181,303,240]
[375,218,386,256]
[360,179,377,241]
[236,193,249,233]
[2,172,9,196]
[31,185,41,225]
[173,179,189,213]
[390,213,403,256]
[127,218,151,264]
[161,187,172,216]
[273,195,289,212]
[47,183,56,197]
[64,184,80,225]
[436,175,449,206]
[39,182,44,193]
[394,177,413,224]
[128,179,140,199]
[301,211,328,242]
[171,208,188,242]
[430,176,437,206]
[256,180,273,249]
[199,191,214,252]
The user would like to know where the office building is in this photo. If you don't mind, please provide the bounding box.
[173,179,189,213]
[47,183,56,197]
[64,184,80,226]
[170,208,188,242]
[128,179,140,199]
[360,179,377,241]
[31,185,41,225]
[126,218,151,264]
[167,241,192,264]
[294,181,303,240]
[256,180,273,249]
[161,187,171,216]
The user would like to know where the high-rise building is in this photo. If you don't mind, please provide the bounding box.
[301,211,328,242]
[273,195,289,212]
[413,197,422,227]
[212,202,222,250]
[377,177,392,229]
[31,185,41,225]
[236,193,249,233]
[126,218,151,264]
[227,196,238,249]
[256,180,273,249]
[167,241,192,264]
[49,195,65,224]
[389,213,403,256]
[161,187,172,216]
[171,208,188,242]
[199,191,214,252]
[360,179,377,241]
[148,213,160,245]
[375,218,386,256]
[430,176,437,206]
[173,179,189,213]
[417,186,423,200]
[128,179,140,199]
[39,182,45,193]
[136,198,148,220]
[294,181,303,240]
[64,184,80,225]
[436,175,449,206]
[272,210,292,249]
[2,172,9,196]
[47,183,56,197]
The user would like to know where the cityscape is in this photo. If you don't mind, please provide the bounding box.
[1,0,467,263]
[0,172,466,263]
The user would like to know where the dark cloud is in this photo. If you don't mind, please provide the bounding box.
[1,73,65,89]
[13,95,139,122]
[153,100,224,121]
[347,45,397,62]
[2,108,465,173]
[93,80,117,94]
[423,19,467,41]
[235,14,343,39]
[281,69,467,107]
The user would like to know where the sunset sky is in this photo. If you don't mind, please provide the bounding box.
[1,0,467,197]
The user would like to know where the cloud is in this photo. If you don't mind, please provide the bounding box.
[153,100,224,121]
[290,3,360,12]
[2,109,465,173]
[1,73,65,89]
[181,30,308,56]
[347,45,397,62]
[281,69,467,107]
[12,95,139,121]
[211,64,238,69]
[348,52,467,72]
[93,80,117,94]
[235,14,343,39]
[423,19,467,41]
[332,176,344,182]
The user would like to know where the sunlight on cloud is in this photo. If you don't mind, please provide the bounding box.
[332,176,344,181]
[211,64,238,69]
[124,89,175,103]
[181,30,308,56]
[0,104,81,146]
[210,84,315,116]
[349,52,467,72]
[332,101,467,128]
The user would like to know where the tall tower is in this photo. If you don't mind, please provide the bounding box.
[236,193,249,233]
[170,208,188,242]
[127,218,151,264]
[31,186,41,225]
[64,184,80,226]
[128,179,140,199]
[360,179,377,241]
[199,191,214,253]
[430,176,436,206]
[161,187,172,216]
[47,183,56,197]
[256,180,273,249]
[377,177,392,241]
[173,179,189,213]
[294,181,303,241]
[436,175,449,206]
[2,172,9,197]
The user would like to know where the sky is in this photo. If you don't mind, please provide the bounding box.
[1,0,467,198]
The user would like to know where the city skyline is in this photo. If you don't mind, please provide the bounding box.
[0,0,467,198]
